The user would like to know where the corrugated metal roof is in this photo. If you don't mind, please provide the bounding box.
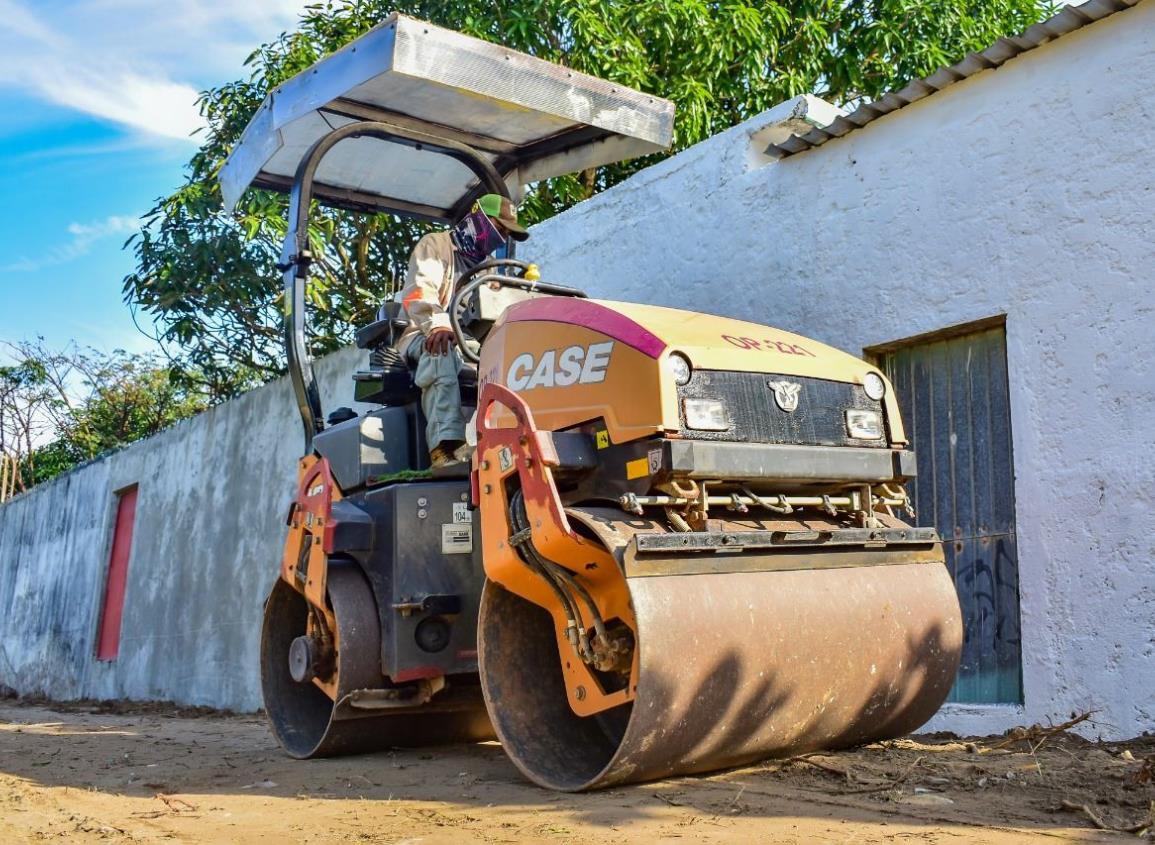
[766,0,1144,158]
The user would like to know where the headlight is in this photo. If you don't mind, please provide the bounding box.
[667,352,692,386]
[683,398,729,431]
[863,372,886,401]
[846,409,883,440]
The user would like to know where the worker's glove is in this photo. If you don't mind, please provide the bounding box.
[425,327,456,356]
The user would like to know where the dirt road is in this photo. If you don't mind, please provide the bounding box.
[0,700,1151,844]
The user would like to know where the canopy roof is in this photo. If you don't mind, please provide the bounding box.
[220,13,675,220]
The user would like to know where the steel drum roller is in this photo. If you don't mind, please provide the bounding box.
[261,565,493,759]
[478,520,962,791]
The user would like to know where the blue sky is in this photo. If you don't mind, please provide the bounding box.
[0,0,311,354]
[1,1,1076,356]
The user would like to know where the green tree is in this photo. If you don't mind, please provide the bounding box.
[0,341,210,492]
[126,0,1057,392]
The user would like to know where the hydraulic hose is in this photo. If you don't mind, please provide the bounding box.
[509,491,588,659]
[541,560,607,643]
[508,490,607,660]
[510,490,606,640]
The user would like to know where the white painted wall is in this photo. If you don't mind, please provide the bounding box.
[1,0,1151,738]
[524,2,1155,738]
[0,347,367,711]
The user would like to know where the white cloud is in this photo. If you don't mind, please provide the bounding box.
[67,216,139,242]
[5,136,152,164]
[0,0,313,143]
[0,0,65,46]
[2,215,139,273]
[37,67,203,142]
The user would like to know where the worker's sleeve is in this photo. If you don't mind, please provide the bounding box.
[399,236,452,334]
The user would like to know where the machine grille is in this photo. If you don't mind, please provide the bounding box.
[677,370,887,447]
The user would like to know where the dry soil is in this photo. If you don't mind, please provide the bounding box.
[0,699,1152,844]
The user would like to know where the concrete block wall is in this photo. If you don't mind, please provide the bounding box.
[0,347,366,711]
[1,0,1152,736]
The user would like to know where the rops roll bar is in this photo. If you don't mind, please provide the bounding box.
[277,121,509,452]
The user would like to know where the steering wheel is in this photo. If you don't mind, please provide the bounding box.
[449,259,586,363]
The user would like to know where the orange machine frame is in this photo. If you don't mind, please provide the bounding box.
[474,382,638,717]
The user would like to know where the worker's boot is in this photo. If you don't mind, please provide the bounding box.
[430,440,473,468]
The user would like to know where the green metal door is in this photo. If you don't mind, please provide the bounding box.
[878,322,1022,704]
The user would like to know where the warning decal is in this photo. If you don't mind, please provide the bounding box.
[442,524,473,554]
[648,448,662,475]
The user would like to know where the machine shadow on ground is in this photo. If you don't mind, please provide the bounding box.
[1,620,1149,840]
[615,621,959,784]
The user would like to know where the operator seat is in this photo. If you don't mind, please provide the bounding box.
[352,301,478,407]
[345,302,477,473]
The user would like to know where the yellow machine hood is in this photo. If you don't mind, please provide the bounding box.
[504,297,882,384]
[489,296,906,444]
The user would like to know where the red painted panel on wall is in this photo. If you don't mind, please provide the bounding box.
[96,486,138,661]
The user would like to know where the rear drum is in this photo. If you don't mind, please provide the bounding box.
[260,564,493,758]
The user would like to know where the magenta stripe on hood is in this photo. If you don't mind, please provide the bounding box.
[505,298,667,359]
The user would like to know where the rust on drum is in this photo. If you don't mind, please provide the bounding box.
[478,509,962,791]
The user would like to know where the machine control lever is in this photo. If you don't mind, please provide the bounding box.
[392,594,462,616]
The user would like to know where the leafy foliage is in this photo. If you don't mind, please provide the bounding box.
[0,341,210,492]
[125,0,1057,392]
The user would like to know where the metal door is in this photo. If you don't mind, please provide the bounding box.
[877,322,1022,704]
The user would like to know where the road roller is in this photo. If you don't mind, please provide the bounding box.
[220,13,963,790]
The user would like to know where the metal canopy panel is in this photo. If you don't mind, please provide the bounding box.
[220,12,675,218]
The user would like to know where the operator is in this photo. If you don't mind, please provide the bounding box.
[395,193,529,469]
